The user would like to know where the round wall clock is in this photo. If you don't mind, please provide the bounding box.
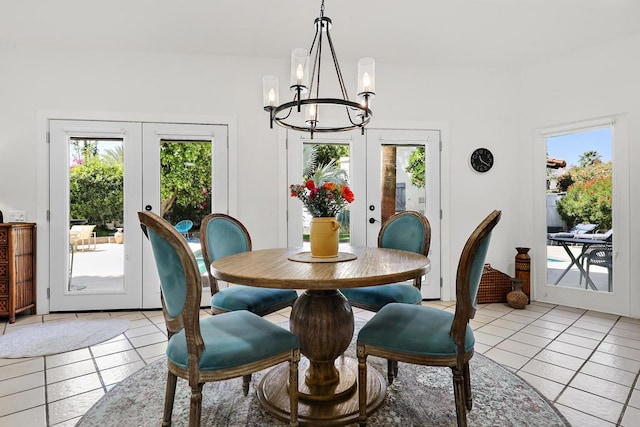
[470,148,494,173]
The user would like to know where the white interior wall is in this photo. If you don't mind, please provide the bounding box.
[0,45,528,313]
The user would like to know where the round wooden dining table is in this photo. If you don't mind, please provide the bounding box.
[210,245,430,426]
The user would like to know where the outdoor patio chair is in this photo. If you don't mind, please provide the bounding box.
[174,220,193,239]
[356,210,501,427]
[579,230,613,291]
[547,223,597,239]
[69,224,97,251]
[200,213,298,316]
[139,211,300,427]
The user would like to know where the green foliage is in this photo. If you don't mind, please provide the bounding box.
[160,142,212,227]
[556,160,612,230]
[405,146,426,188]
[313,145,349,172]
[69,157,123,227]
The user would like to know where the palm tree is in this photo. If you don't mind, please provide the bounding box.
[578,150,601,167]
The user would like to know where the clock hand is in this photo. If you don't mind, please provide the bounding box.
[479,157,489,166]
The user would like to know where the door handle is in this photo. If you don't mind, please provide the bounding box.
[369,217,381,224]
[145,205,153,211]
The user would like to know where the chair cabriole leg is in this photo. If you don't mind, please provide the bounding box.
[162,371,178,426]
[189,383,204,427]
[463,361,472,410]
[289,353,299,427]
[242,374,251,396]
[451,367,468,427]
[357,346,368,426]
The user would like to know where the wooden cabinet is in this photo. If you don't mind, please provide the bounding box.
[0,223,36,323]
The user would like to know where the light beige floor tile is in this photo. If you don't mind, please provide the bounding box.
[604,334,640,350]
[579,361,637,387]
[476,324,516,339]
[474,309,503,320]
[0,405,46,426]
[473,342,491,354]
[0,371,44,398]
[517,371,564,401]
[509,331,552,348]
[0,358,43,382]
[95,349,142,370]
[487,318,526,331]
[564,325,607,341]
[47,372,102,403]
[128,332,167,348]
[263,313,289,324]
[580,314,618,327]
[110,311,148,321]
[546,340,594,360]
[557,387,623,424]
[52,415,82,426]
[531,318,570,331]
[470,313,498,324]
[42,313,77,322]
[143,354,167,365]
[502,310,541,321]
[569,372,631,404]
[590,351,640,373]
[100,360,146,386]
[585,310,619,321]
[46,348,92,369]
[554,305,587,315]
[484,348,530,370]
[135,342,168,360]
[520,359,576,384]
[539,313,576,326]
[555,331,600,350]
[76,312,111,320]
[609,326,640,341]
[495,339,542,358]
[573,319,614,334]
[0,386,45,417]
[535,349,585,370]
[520,324,562,340]
[556,403,616,427]
[127,317,157,329]
[47,388,104,426]
[472,331,504,347]
[90,339,134,358]
[526,301,555,311]
[628,389,640,409]
[597,342,640,361]
[621,405,640,427]
[46,359,96,384]
[483,303,513,313]
[125,324,163,338]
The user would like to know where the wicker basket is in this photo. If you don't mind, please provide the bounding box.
[476,264,512,304]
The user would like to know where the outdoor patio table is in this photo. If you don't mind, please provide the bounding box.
[210,245,430,426]
[548,236,606,290]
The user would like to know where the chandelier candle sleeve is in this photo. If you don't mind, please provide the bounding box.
[290,48,309,90]
[357,57,376,98]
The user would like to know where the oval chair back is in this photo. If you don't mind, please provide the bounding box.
[200,213,251,293]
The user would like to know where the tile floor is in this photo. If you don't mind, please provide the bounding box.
[1,301,639,426]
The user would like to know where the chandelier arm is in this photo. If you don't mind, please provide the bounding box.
[325,29,349,100]
[307,24,321,100]
[314,19,324,101]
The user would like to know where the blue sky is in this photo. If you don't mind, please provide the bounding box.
[547,127,612,168]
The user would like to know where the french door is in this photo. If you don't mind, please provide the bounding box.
[50,120,227,311]
[287,128,441,300]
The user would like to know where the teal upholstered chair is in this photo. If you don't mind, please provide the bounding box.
[200,213,298,316]
[139,211,300,427]
[339,211,431,312]
[357,210,501,427]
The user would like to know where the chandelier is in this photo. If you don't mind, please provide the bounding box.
[262,0,375,138]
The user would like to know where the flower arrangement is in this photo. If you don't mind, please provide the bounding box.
[290,180,355,218]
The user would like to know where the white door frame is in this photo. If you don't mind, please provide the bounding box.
[532,115,630,316]
[37,111,237,314]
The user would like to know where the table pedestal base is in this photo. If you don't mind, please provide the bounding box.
[257,357,386,426]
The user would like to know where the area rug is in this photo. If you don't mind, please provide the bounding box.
[0,318,129,358]
[78,321,568,427]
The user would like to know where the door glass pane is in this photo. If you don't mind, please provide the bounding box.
[380,144,426,223]
[68,138,124,292]
[301,142,351,244]
[159,140,212,275]
[546,127,613,292]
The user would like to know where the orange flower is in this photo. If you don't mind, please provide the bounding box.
[342,185,355,203]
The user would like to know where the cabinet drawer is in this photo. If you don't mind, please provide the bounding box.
[0,262,7,279]
[0,228,7,244]
[0,297,8,315]
[0,281,7,295]
[0,246,7,261]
